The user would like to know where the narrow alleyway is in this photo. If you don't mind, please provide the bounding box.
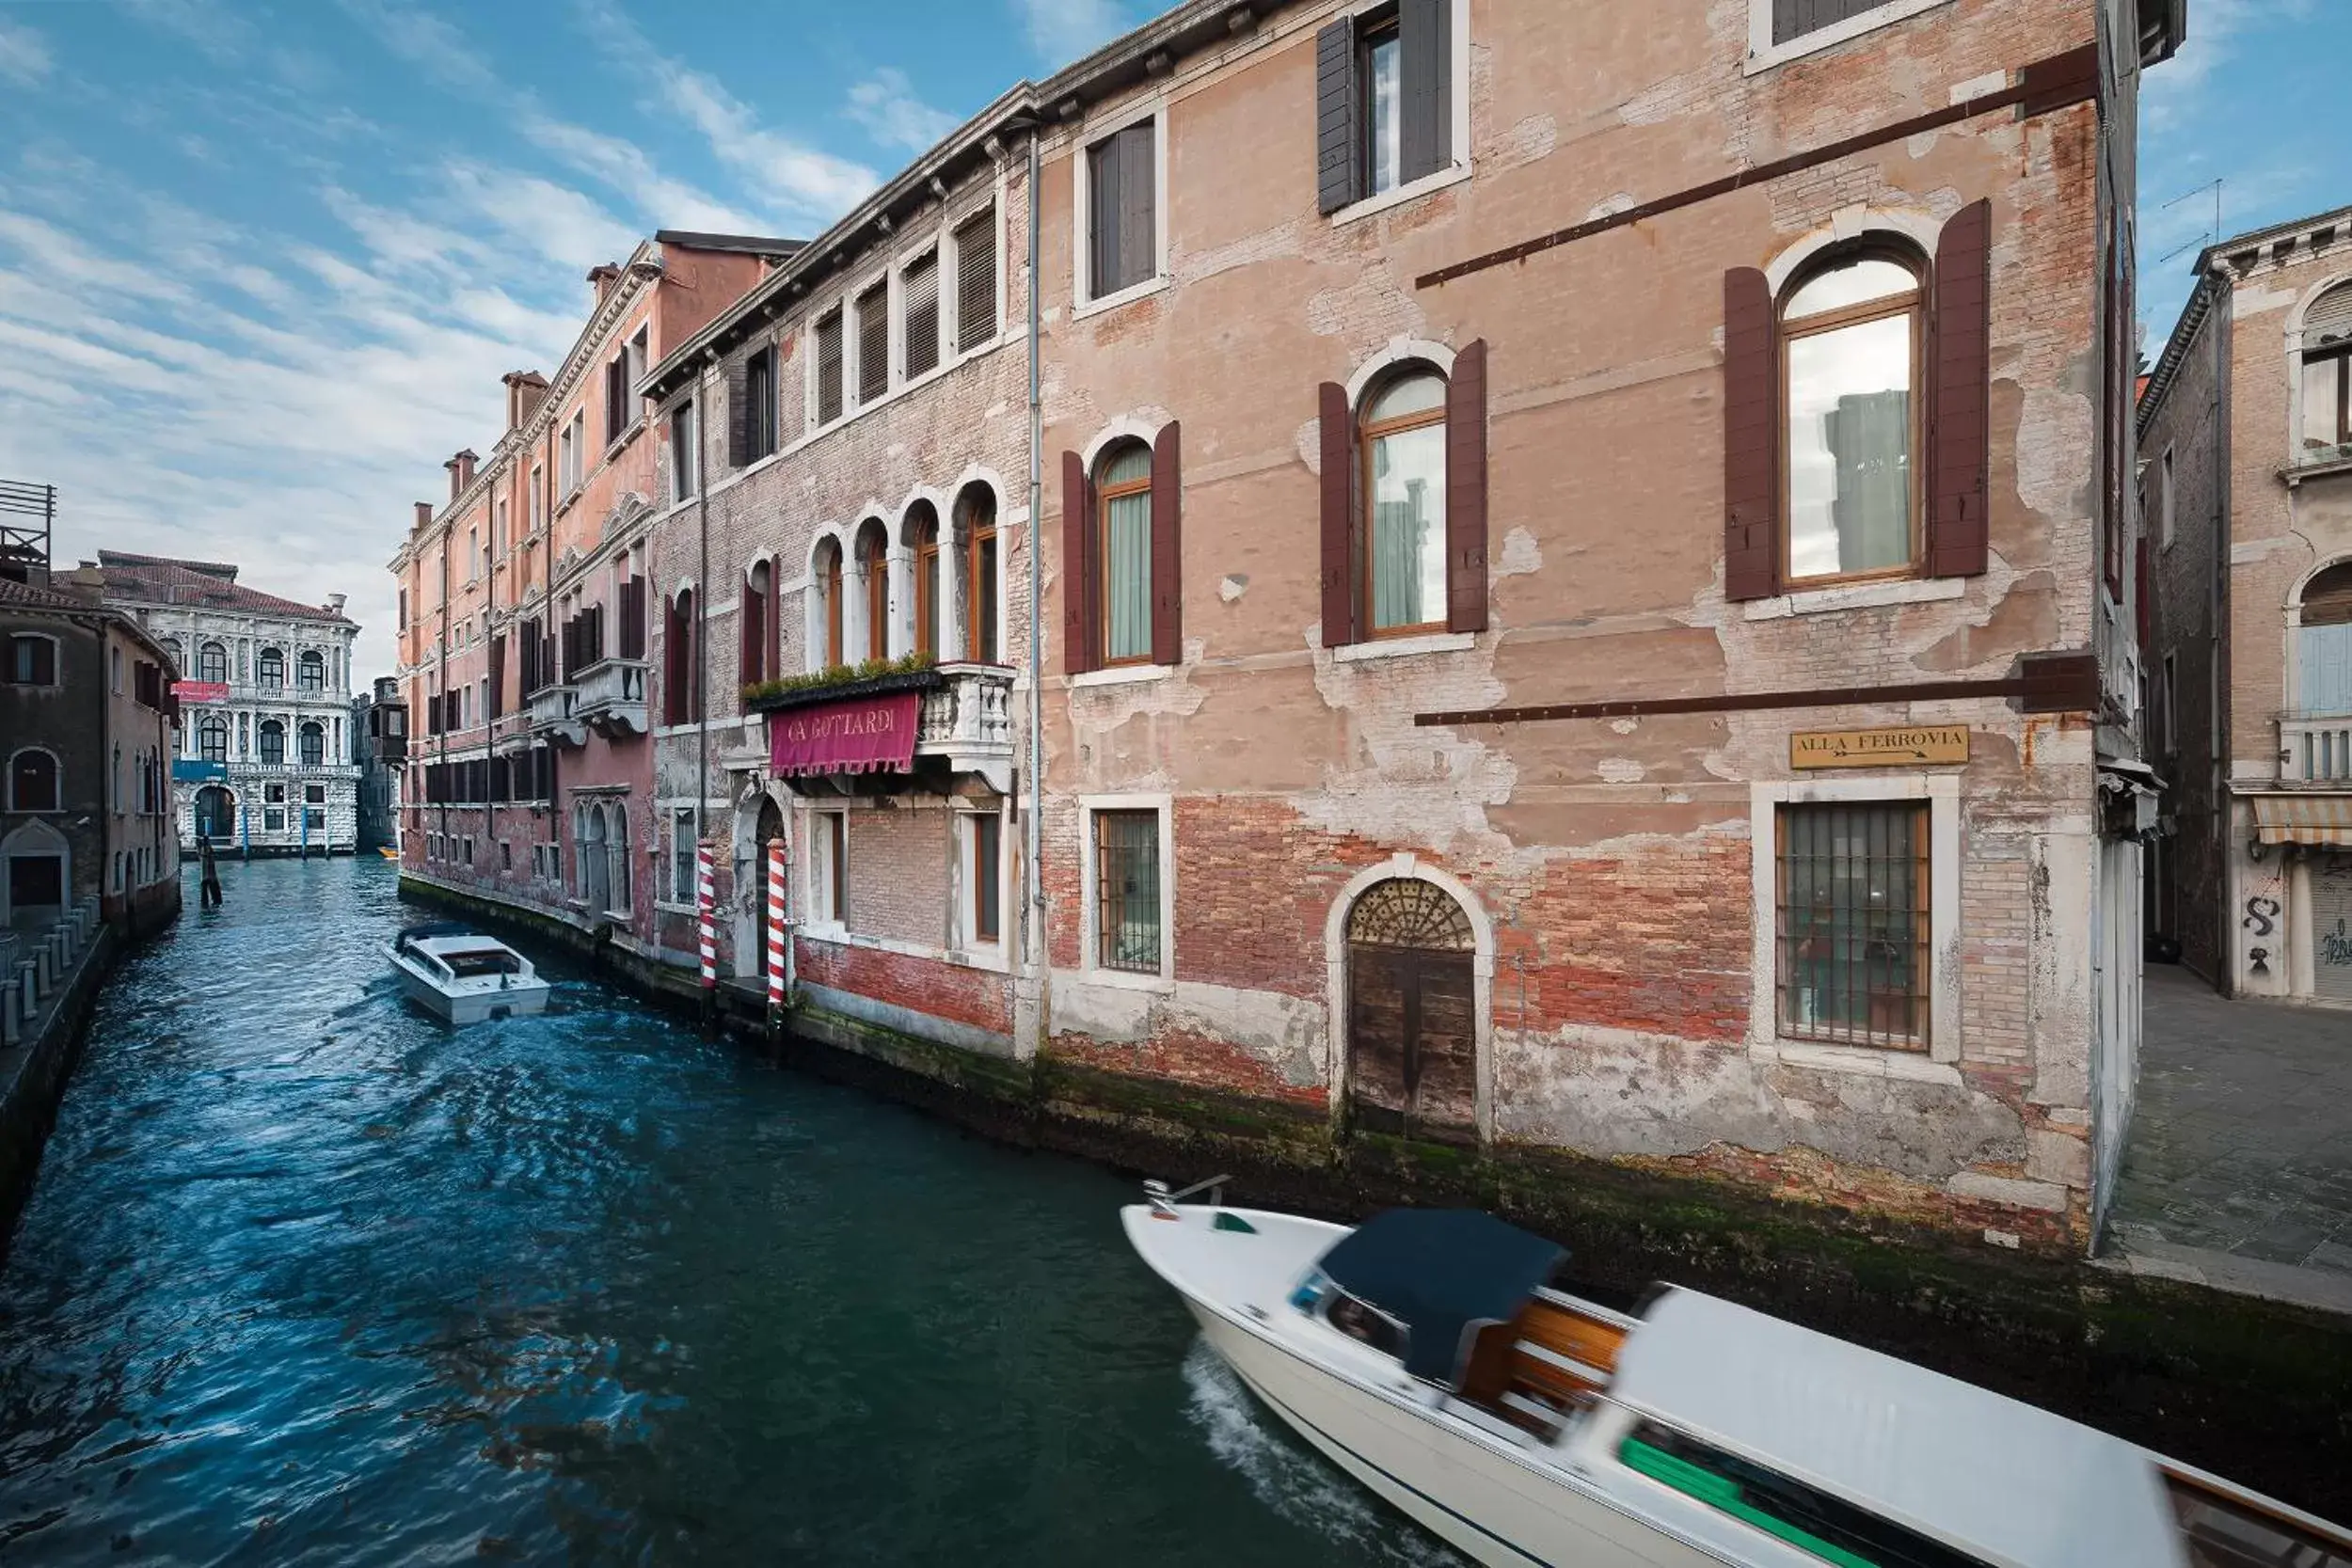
[2106,964,2352,1313]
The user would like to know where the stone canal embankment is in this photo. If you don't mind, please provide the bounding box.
[403,868,2352,1524]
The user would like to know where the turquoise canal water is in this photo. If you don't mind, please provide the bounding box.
[0,859,1459,1566]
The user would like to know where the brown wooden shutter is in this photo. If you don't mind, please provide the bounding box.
[1929,198,1993,578]
[1723,266,1779,602]
[724,356,750,468]
[1151,421,1183,666]
[817,311,844,424]
[1319,381,1357,646]
[1446,340,1489,634]
[739,576,759,686]
[956,210,997,351]
[1315,16,1359,215]
[857,282,889,404]
[1399,0,1451,183]
[1119,122,1156,293]
[1088,138,1119,298]
[1062,450,1095,675]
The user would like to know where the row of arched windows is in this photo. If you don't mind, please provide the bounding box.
[797,480,1002,677]
[158,638,329,691]
[572,799,632,916]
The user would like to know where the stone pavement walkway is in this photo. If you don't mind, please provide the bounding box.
[2102,963,2352,1314]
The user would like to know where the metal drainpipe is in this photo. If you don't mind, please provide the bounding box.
[695,353,714,892]
[1023,125,1047,1051]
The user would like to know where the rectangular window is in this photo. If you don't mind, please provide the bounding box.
[1319,0,1454,215]
[2303,351,2351,457]
[1775,801,1929,1050]
[263,808,286,832]
[1086,119,1157,301]
[306,809,327,833]
[1771,0,1902,45]
[821,811,848,924]
[1099,445,1154,662]
[856,280,889,405]
[2158,447,2175,548]
[672,401,698,500]
[2160,653,2177,756]
[673,809,696,902]
[744,346,778,462]
[605,353,629,445]
[816,309,845,425]
[970,812,1002,944]
[530,466,546,533]
[1093,809,1162,973]
[969,501,999,663]
[9,635,56,685]
[955,208,997,352]
[902,249,940,381]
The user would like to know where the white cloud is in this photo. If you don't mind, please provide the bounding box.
[845,68,962,155]
[0,17,54,87]
[1015,0,1135,64]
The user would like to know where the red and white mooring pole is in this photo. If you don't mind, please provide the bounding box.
[695,840,717,991]
[765,838,788,1008]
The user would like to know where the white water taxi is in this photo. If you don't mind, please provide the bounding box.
[1123,1186,2351,1568]
[384,924,550,1025]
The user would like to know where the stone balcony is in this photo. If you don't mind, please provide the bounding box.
[570,657,650,738]
[2280,713,2352,785]
[526,682,586,749]
[916,662,1015,792]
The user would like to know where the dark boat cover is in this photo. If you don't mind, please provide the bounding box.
[1317,1209,1566,1386]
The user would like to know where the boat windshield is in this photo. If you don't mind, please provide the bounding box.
[441,950,523,979]
[1325,1292,1407,1359]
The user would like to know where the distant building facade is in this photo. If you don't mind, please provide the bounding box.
[353,674,407,851]
[1,566,181,936]
[2141,203,2352,1005]
[100,553,361,858]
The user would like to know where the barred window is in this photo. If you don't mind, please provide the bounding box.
[1094,809,1161,973]
[1776,801,1928,1049]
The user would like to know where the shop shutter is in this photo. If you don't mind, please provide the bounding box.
[1315,16,1359,215]
[1929,198,1993,578]
[1723,266,1779,602]
[1399,0,1451,183]
[1446,340,1488,634]
[1063,450,1095,674]
[1152,421,1183,666]
[1320,381,1356,645]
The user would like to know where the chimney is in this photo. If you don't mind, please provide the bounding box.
[326,593,348,616]
[588,262,621,304]
[56,564,106,604]
[415,501,435,531]
[503,370,549,432]
[447,449,478,499]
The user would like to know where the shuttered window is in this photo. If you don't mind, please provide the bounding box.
[816,309,844,426]
[1771,0,1895,44]
[1066,425,1182,673]
[955,208,996,351]
[743,346,777,462]
[1320,346,1485,646]
[902,250,940,381]
[1098,444,1154,665]
[1086,119,1156,301]
[1316,0,1453,215]
[856,281,889,405]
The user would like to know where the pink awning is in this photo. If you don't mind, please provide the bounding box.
[769,691,921,778]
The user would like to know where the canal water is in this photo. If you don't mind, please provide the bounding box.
[0,859,1458,1566]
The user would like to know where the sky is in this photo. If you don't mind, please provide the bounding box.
[0,0,2335,679]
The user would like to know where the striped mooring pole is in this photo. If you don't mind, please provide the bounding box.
[695,840,717,1014]
[765,838,788,1017]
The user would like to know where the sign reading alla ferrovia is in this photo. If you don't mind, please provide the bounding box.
[1790,725,1970,769]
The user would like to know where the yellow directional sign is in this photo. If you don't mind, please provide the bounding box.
[1789,725,1970,769]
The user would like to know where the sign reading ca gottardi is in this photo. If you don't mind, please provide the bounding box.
[1789,725,1970,770]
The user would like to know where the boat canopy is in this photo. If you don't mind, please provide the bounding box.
[1316,1209,1565,1386]
[1611,1289,2185,1568]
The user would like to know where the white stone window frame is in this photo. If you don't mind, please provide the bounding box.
[1077,791,1175,990]
[801,803,852,940]
[1743,0,1955,76]
[8,630,62,689]
[1326,0,1475,230]
[2282,552,2352,722]
[952,799,1014,969]
[1071,97,1170,321]
[1748,773,1963,1079]
[2282,270,2352,470]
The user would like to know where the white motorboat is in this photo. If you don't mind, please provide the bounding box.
[383,923,550,1024]
[1123,1184,2352,1568]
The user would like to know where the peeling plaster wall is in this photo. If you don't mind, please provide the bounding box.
[1028,0,2116,1244]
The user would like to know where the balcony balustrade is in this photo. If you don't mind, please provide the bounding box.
[915,663,1016,792]
[2282,714,2352,784]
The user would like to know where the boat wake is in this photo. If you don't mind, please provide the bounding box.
[1181,1338,1465,1567]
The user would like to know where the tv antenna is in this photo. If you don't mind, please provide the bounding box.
[2157,179,2223,266]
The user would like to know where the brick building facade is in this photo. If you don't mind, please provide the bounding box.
[406,0,2185,1253]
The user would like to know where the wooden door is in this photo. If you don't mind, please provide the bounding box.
[1344,879,1478,1141]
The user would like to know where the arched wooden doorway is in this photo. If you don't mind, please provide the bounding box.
[751,793,786,974]
[1344,878,1477,1141]
[194,785,236,844]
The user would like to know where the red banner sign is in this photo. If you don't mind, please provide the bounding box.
[768,691,921,778]
[173,680,230,705]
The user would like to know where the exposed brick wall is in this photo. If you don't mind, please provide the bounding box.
[847,806,952,949]
[796,939,1010,1037]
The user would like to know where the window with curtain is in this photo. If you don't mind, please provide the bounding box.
[1096,444,1153,663]
[199,717,227,763]
[258,647,284,689]
[1781,252,1921,582]
[259,721,285,766]
[2299,562,2352,718]
[1360,372,1449,634]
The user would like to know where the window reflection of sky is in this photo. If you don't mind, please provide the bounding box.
[1370,35,1402,195]
[1787,313,1911,579]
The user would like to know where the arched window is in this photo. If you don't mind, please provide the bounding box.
[1094,442,1154,664]
[258,646,285,689]
[298,721,325,767]
[905,501,942,659]
[854,518,890,662]
[606,800,631,915]
[259,719,285,766]
[297,650,325,692]
[1779,248,1923,582]
[958,485,999,663]
[2300,281,2352,460]
[1359,372,1449,634]
[8,748,59,812]
[197,640,228,684]
[2299,561,2352,719]
[199,715,228,763]
[813,540,846,669]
